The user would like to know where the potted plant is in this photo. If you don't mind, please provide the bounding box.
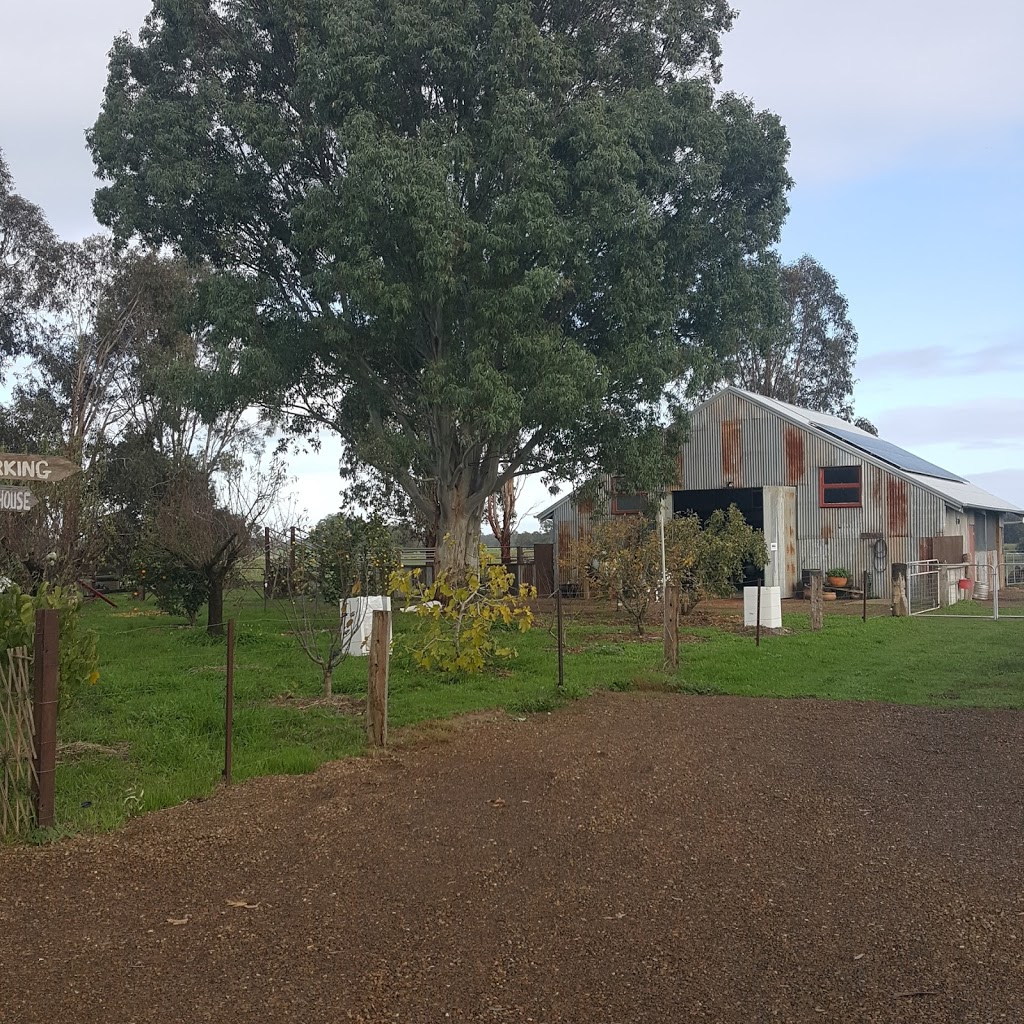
[826,567,850,588]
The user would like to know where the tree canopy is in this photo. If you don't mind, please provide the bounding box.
[0,149,62,377]
[715,252,860,418]
[89,0,791,568]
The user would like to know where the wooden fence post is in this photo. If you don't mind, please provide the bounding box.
[809,573,824,631]
[224,618,235,784]
[663,584,680,670]
[891,563,909,617]
[32,609,59,829]
[862,569,869,622]
[367,610,390,747]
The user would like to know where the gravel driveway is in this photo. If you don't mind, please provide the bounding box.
[2,692,1023,1023]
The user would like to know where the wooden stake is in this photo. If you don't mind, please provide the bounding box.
[810,573,824,631]
[367,610,390,747]
[224,618,235,784]
[663,583,680,669]
[32,609,59,829]
[862,569,869,622]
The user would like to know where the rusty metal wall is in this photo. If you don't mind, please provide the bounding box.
[679,392,949,597]
[547,486,603,587]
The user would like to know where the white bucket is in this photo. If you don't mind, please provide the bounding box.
[974,580,990,601]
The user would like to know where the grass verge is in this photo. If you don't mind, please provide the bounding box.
[18,593,1024,839]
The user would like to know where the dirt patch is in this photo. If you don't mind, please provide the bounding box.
[56,741,130,763]
[732,625,794,637]
[391,709,510,750]
[3,695,1024,1023]
[268,692,365,716]
[566,631,709,654]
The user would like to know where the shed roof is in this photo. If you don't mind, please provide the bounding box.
[536,491,571,521]
[538,389,1024,518]
[727,388,1022,514]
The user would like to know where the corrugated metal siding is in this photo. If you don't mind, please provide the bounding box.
[548,486,602,586]
[546,391,983,600]
[681,392,948,597]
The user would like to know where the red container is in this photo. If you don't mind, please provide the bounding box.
[958,578,973,591]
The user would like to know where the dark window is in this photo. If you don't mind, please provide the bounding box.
[819,466,861,508]
[611,493,646,515]
[975,512,994,551]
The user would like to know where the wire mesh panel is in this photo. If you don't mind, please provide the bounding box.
[1,647,37,838]
[1005,560,1024,588]
[907,561,940,615]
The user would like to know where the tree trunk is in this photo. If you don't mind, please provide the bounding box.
[322,669,333,698]
[435,503,483,576]
[207,575,225,637]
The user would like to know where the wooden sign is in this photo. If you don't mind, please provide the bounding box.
[0,454,80,484]
[0,486,39,512]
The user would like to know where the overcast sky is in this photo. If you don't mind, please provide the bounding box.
[2,0,1022,524]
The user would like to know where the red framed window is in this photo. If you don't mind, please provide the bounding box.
[819,466,862,508]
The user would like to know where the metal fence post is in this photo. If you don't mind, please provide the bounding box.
[663,583,680,669]
[992,552,1000,621]
[288,526,297,595]
[264,526,271,609]
[224,618,235,784]
[755,576,763,647]
[367,610,390,747]
[556,586,565,691]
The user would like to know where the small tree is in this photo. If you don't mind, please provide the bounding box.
[485,477,523,565]
[665,507,768,615]
[132,539,209,626]
[307,513,400,603]
[581,505,767,634]
[283,514,401,696]
[579,517,663,635]
[284,588,363,698]
[152,463,279,635]
[391,547,535,676]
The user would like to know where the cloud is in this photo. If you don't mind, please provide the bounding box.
[1,2,151,237]
[875,398,1024,449]
[720,0,1024,184]
[857,339,1024,380]
[968,469,1024,510]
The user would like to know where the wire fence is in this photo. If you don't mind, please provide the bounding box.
[0,647,35,838]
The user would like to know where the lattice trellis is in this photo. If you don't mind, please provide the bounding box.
[1,647,37,838]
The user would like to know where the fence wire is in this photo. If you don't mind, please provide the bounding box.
[0,647,37,838]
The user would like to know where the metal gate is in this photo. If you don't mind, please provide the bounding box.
[907,559,940,615]
[910,556,1024,619]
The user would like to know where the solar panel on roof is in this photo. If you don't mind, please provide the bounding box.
[821,426,966,482]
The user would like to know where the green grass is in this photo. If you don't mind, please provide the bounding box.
[27,593,1024,839]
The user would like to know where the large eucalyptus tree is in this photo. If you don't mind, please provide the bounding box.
[90,0,790,569]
